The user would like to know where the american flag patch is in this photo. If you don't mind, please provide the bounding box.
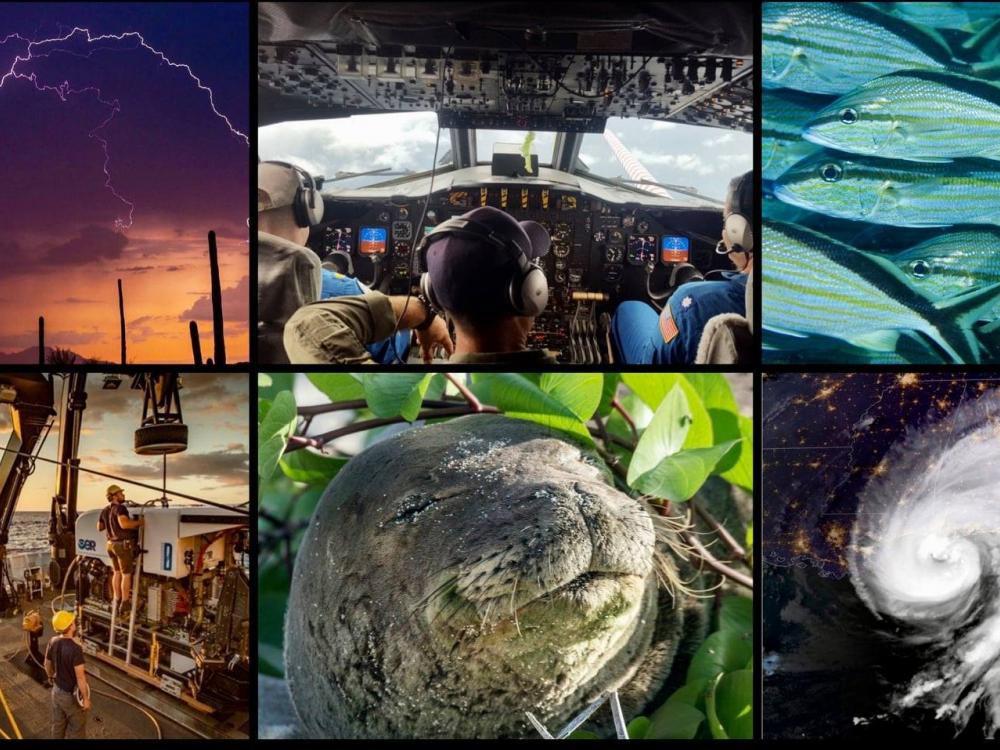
[660,306,679,343]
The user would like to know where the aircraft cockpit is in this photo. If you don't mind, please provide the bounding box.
[257,2,754,365]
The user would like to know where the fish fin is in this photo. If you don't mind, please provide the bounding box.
[929,282,1000,363]
[846,330,902,352]
[761,323,809,339]
[934,281,1000,323]
[971,60,1000,81]
[962,18,1000,61]
[893,156,955,164]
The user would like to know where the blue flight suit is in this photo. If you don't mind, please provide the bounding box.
[320,271,412,364]
[613,272,748,364]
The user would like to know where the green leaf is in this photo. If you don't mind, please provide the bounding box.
[424,373,447,401]
[258,565,290,677]
[626,716,649,739]
[597,373,621,417]
[279,450,347,485]
[258,373,273,388]
[258,391,297,481]
[623,374,713,449]
[666,682,704,707]
[627,383,691,485]
[362,373,431,421]
[260,372,294,402]
[687,629,753,686]
[469,374,592,443]
[746,523,753,550]
[706,670,753,740]
[719,595,753,638]
[682,374,737,413]
[307,373,365,402]
[708,411,752,490]
[630,440,741,502]
[645,699,705,739]
[539,373,603,422]
[505,412,592,443]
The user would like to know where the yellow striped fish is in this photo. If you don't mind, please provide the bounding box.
[891,230,1000,321]
[763,2,957,95]
[803,71,1000,162]
[763,88,831,180]
[762,221,1000,363]
[773,152,1000,227]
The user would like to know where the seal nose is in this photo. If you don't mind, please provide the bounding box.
[573,481,655,578]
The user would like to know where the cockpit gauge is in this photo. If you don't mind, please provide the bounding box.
[622,214,636,230]
[637,220,650,233]
[605,245,623,263]
[552,222,572,244]
[393,240,411,255]
[626,234,657,265]
[608,228,625,245]
[604,264,623,282]
[397,207,410,220]
[392,221,413,241]
[378,210,391,222]
[552,243,572,259]
[324,226,353,254]
[592,230,606,243]
[559,195,577,211]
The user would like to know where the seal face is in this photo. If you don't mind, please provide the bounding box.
[285,415,692,739]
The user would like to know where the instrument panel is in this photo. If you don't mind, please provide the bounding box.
[309,186,726,363]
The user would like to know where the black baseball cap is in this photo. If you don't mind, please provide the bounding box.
[426,206,550,318]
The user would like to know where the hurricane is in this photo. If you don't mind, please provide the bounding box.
[849,390,1000,737]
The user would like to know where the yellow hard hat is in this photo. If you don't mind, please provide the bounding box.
[106,484,125,498]
[52,610,75,633]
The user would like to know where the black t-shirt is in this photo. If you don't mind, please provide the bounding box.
[46,636,84,693]
[99,502,137,542]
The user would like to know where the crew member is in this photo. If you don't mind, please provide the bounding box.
[283,206,556,365]
[612,171,753,364]
[258,160,324,363]
[97,484,144,614]
[45,610,90,739]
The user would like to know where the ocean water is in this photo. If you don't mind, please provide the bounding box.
[8,511,48,552]
[762,1,1000,365]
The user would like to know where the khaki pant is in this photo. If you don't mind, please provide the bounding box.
[51,687,87,739]
[107,539,136,575]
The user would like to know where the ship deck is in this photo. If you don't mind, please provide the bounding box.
[0,589,248,740]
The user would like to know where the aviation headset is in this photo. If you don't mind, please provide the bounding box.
[415,215,549,317]
[263,161,324,229]
[719,172,754,255]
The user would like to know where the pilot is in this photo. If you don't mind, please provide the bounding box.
[258,160,324,363]
[97,484,144,616]
[283,206,556,365]
[612,171,753,364]
[318,269,414,364]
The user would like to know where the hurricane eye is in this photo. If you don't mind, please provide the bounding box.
[820,163,843,182]
[910,260,931,278]
[841,107,859,124]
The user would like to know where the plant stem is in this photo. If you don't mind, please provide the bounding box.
[284,405,500,453]
[445,373,485,412]
[611,397,639,445]
[679,525,754,591]
[297,399,455,416]
[691,499,747,559]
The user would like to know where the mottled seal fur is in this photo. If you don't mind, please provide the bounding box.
[284,415,707,738]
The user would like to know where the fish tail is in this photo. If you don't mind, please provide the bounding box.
[929,282,1000,363]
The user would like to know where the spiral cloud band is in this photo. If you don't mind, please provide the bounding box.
[849,391,1000,737]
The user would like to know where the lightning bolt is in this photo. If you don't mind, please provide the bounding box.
[0,27,248,231]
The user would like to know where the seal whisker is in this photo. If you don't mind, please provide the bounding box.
[511,575,522,637]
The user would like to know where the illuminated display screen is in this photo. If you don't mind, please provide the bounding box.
[423,225,435,236]
[661,235,690,263]
[359,226,388,255]
[626,234,657,265]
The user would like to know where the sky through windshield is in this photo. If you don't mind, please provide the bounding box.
[260,112,751,199]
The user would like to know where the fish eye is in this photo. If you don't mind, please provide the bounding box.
[909,260,931,278]
[840,107,859,124]
[820,163,843,182]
